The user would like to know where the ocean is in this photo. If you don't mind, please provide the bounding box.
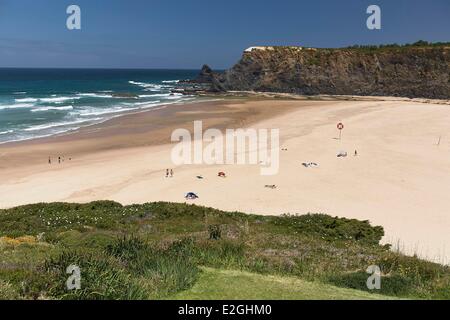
[0,68,199,144]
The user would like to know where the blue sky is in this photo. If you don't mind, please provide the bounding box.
[0,0,448,69]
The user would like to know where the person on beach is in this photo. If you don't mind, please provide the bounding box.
[58,156,61,164]
[166,169,169,178]
[48,157,51,165]
[170,169,174,178]
[354,150,358,156]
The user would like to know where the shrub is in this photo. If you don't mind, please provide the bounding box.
[208,225,222,240]
[271,214,384,244]
[105,236,147,262]
[193,240,246,268]
[42,251,147,300]
[106,237,199,298]
[0,201,127,238]
[0,280,19,300]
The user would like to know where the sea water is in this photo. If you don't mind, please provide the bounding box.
[0,68,199,143]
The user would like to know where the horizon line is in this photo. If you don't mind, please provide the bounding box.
[0,66,209,71]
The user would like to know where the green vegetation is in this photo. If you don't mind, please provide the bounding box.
[0,201,448,300]
[174,267,398,300]
[343,40,450,52]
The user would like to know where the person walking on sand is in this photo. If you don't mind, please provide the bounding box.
[165,169,169,178]
[48,157,51,165]
[354,150,358,157]
[170,169,174,178]
[58,156,61,164]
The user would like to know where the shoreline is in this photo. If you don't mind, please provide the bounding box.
[0,97,299,169]
[0,96,306,191]
[2,93,449,150]
[0,97,211,147]
[1,96,449,264]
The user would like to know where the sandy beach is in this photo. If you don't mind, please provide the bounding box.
[0,97,449,264]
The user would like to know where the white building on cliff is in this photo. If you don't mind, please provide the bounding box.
[244,46,305,53]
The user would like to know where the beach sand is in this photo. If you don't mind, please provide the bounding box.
[0,97,449,264]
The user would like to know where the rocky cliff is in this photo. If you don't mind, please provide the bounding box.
[197,45,450,99]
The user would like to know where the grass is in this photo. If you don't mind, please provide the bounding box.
[0,201,448,300]
[173,267,399,300]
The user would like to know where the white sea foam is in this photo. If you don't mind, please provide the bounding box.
[24,118,102,132]
[166,94,185,100]
[15,98,38,103]
[138,93,169,98]
[31,105,74,112]
[139,93,183,98]
[77,93,112,98]
[132,100,162,106]
[79,107,139,117]
[128,80,152,87]
[0,127,86,144]
[0,130,13,135]
[162,80,180,84]
[40,96,80,103]
[0,103,35,110]
[12,96,80,105]
[129,81,173,91]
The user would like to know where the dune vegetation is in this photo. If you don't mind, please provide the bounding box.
[0,201,448,300]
